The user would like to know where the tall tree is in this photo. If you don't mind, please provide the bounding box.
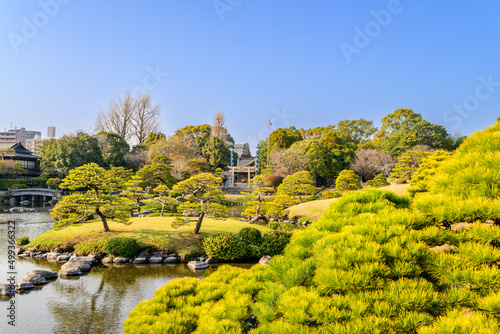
[241,143,252,158]
[52,163,129,232]
[147,135,200,162]
[174,124,212,152]
[269,126,303,149]
[131,93,161,144]
[43,133,105,177]
[211,112,228,142]
[94,131,130,167]
[95,91,135,142]
[350,149,395,181]
[136,155,175,189]
[375,109,450,157]
[95,92,161,145]
[172,173,227,234]
[202,137,231,169]
[336,118,378,145]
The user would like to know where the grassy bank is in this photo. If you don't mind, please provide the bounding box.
[286,183,410,220]
[28,217,271,259]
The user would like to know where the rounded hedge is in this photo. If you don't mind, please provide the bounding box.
[102,237,138,258]
[260,230,292,256]
[204,232,246,260]
[238,227,262,245]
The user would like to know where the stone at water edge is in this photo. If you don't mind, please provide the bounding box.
[187,261,210,270]
[149,256,163,264]
[113,256,131,263]
[102,257,114,264]
[59,267,82,277]
[259,255,272,265]
[0,284,15,296]
[46,252,62,261]
[23,270,58,281]
[22,276,46,285]
[15,282,34,291]
[133,257,148,264]
[163,256,179,264]
[14,246,24,255]
[56,255,70,262]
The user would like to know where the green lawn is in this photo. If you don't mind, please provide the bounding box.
[285,198,339,220]
[29,216,271,258]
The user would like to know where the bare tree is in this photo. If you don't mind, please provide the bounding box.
[210,111,227,142]
[350,149,395,181]
[131,93,161,144]
[95,91,135,142]
[95,92,161,145]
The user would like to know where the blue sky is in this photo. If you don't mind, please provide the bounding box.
[1,1,499,151]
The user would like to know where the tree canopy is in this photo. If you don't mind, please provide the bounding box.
[171,172,227,234]
[52,163,130,232]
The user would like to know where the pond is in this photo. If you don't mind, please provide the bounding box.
[0,206,252,333]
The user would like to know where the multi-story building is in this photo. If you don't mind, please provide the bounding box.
[26,135,43,156]
[47,126,56,138]
[0,132,26,146]
[8,127,42,140]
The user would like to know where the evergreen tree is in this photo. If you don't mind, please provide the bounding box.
[336,169,362,192]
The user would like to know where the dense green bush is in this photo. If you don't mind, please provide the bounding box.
[260,230,292,256]
[204,232,246,260]
[366,173,390,188]
[102,237,137,258]
[238,227,262,245]
[11,184,27,189]
[15,236,29,246]
[321,190,341,199]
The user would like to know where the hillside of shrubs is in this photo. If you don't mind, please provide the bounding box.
[123,119,500,333]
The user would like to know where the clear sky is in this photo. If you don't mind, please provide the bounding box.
[1,1,499,151]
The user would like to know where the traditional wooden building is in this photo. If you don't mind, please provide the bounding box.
[0,142,42,182]
[227,157,256,186]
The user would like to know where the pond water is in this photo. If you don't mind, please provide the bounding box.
[0,206,252,333]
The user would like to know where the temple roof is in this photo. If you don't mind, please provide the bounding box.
[0,142,41,159]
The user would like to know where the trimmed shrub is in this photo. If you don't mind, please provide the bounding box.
[11,184,27,190]
[102,237,138,258]
[322,190,341,199]
[366,173,390,188]
[15,236,29,246]
[260,231,292,256]
[238,227,262,245]
[204,232,246,260]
